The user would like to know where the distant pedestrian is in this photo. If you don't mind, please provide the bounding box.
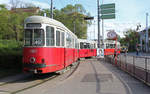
[136,47,139,56]
[125,48,127,55]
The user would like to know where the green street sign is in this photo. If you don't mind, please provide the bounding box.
[101,14,115,19]
[100,3,115,9]
[100,9,115,14]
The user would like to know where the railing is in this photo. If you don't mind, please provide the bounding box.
[104,54,150,85]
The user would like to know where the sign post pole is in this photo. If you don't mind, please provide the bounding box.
[115,38,118,65]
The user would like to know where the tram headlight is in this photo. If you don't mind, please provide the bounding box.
[30,57,36,63]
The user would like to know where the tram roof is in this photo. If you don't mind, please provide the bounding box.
[24,16,77,38]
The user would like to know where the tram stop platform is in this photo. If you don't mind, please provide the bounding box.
[17,58,150,94]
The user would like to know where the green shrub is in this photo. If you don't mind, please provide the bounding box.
[0,40,23,55]
[0,40,23,71]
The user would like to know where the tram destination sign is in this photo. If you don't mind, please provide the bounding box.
[26,23,41,27]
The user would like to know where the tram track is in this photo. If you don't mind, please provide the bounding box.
[0,74,32,86]
[0,61,80,94]
[11,74,59,94]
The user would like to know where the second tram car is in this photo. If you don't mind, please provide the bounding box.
[78,39,97,58]
[102,40,120,55]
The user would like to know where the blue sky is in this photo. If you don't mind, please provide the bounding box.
[0,0,150,38]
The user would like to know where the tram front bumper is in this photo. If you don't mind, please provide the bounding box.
[23,63,46,68]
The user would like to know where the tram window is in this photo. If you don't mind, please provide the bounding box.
[66,33,71,48]
[72,38,75,48]
[24,29,44,46]
[78,42,79,49]
[83,43,87,49]
[110,44,115,48]
[75,39,78,49]
[106,44,109,48]
[113,44,115,48]
[56,31,60,46]
[24,29,32,46]
[80,42,84,49]
[94,44,96,48]
[34,29,44,46]
[61,32,65,46]
[86,43,90,49]
[46,26,55,46]
[70,37,73,48]
[91,44,93,49]
[83,43,86,48]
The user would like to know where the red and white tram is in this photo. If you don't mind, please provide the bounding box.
[22,16,120,74]
[78,39,97,58]
[23,16,79,74]
[102,40,120,55]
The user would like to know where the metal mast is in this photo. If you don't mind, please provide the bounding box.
[97,0,100,48]
[146,13,149,52]
[50,0,53,18]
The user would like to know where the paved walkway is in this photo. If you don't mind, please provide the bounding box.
[16,58,150,94]
[17,59,128,94]
[43,59,128,94]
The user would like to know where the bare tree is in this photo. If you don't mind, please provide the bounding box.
[10,0,21,9]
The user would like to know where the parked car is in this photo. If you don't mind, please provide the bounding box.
[121,46,128,53]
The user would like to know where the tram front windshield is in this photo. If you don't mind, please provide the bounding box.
[24,29,44,46]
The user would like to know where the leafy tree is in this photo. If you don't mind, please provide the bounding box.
[40,4,90,39]
[0,4,12,39]
[0,4,33,40]
[120,29,139,51]
[60,4,89,39]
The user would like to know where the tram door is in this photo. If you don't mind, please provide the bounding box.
[64,33,74,67]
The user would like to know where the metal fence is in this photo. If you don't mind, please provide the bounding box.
[104,54,150,85]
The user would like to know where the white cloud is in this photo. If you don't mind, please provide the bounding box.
[87,20,143,40]
[25,0,49,9]
[0,0,9,4]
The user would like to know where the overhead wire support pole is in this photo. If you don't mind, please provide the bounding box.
[50,0,53,18]
[73,19,76,34]
[102,19,104,48]
[97,0,101,48]
[102,0,104,49]
[146,13,149,52]
[94,20,96,40]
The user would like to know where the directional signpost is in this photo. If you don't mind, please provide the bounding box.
[101,14,115,19]
[100,3,115,9]
[101,9,115,14]
[100,3,115,19]
[98,3,116,58]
